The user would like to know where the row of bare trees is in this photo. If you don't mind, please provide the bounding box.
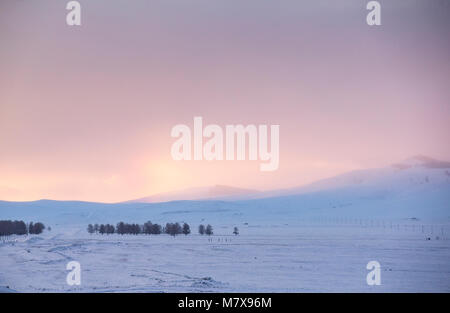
[198,224,213,235]
[87,221,199,237]
[0,220,45,236]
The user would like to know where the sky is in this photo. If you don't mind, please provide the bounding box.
[0,0,449,202]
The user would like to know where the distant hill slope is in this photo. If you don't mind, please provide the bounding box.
[0,156,449,226]
[126,185,260,203]
[256,155,450,198]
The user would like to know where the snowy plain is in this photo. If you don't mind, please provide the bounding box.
[1,222,449,293]
[1,160,450,292]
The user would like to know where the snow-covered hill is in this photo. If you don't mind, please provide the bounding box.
[255,155,450,198]
[127,185,259,203]
[0,156,449,227]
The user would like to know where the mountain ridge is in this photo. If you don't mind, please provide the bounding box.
[0,156,449,224]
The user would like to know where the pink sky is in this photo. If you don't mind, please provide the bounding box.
[1,0,449,202]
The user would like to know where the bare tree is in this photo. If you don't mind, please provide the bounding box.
[182,223,191,235]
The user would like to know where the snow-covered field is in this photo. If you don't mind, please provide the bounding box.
[1,223,449,293]
[1,161,449,292]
